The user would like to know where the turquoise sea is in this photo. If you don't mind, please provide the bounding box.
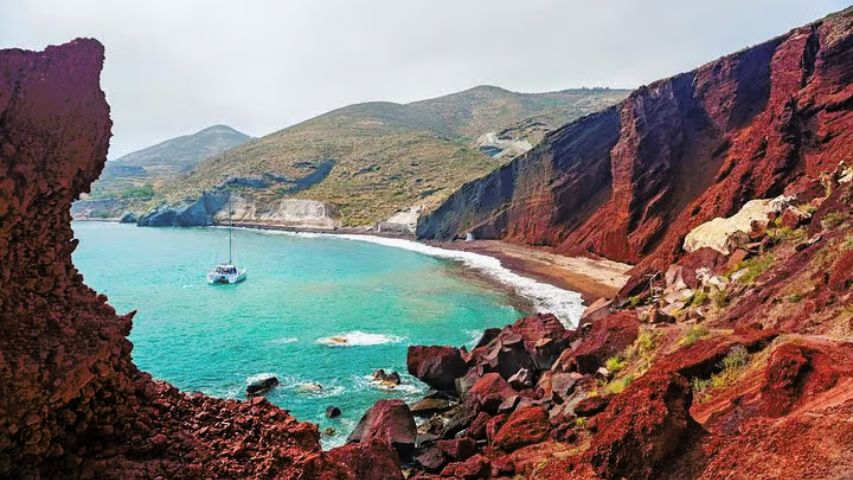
[71,222,527,447]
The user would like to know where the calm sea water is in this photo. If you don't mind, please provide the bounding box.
[71,222,525,447]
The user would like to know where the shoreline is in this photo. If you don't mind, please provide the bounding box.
[79,219,630,324]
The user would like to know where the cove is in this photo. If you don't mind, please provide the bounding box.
[71,221,527,447]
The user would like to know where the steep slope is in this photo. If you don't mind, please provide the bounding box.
[418,7,852,280]
[0,40,343,479]
[72,125,250,219]
[146,86,628,227]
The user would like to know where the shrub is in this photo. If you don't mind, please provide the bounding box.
[575,417,587,428]
[679,325,709,346]
[605,355,626,373]
[603,375,634,395]
[691,346,750,402]
[119,183,155,199]
[624,330,657,372]
[786,292,803,303]
[710,288,728,308]
[689,290,708,307]
[629,295,641,307]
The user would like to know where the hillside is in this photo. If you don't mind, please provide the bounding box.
[418,7,852,279]
[72,124,250,219]
[136,86,629,228]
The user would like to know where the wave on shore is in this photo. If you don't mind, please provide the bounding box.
[335,235,585,327]
[240,227,585,327]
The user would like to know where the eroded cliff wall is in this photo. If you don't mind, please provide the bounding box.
[0,39,340,479]
[418,8,852,277]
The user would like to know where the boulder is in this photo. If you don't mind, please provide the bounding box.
[493,405,551,452]
[409,397,452,417]
[347,399,417,459]
[440,454,490,479]
[327,439,404,480]
[508,368,533,389]
[408,346,468,392]
[414,447,447,472]
[465,373,516,414]
[245,376,279,397]
[436,437,477,462]
[683,195,793,255]
[580,371,696,479]
[574,395,610,417]
[325,406,342,419]
[567,311,639,374]
[372,369,402,387]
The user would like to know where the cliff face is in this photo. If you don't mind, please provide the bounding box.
[0,40,341,479]
[418,8,852,276]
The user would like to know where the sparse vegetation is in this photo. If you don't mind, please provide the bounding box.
[692,346,750,402]
[605,355,626,373]
[629,295,642,307]
[575,417,587,428]
[731,254,774,285]
[786,292,804,303]
[821,211,846,229]
[119,183,155,200]
[603,374,634,395]
[689,290,708,307]
[710,288,729,308]
[679,325,710,346]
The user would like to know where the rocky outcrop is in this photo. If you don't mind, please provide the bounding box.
[418,8,853,278]
[682,195,793,254]
[136,191,228,226]
[0,40,342,478]
[136,192,342,229]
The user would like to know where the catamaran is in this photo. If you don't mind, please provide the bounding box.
[207,198,247,284]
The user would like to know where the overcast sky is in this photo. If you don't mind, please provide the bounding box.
[1,0,847,159]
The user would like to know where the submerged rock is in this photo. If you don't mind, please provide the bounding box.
[246,376,280,397]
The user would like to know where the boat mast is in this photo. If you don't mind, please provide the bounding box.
[228,196,233,264]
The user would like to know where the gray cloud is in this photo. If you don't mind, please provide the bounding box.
[0,0,846,158]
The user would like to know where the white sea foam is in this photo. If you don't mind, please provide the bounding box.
[240,227,585,327]
[268,337,299,345]
[316,330,406,347]
[334,235,584,327]
[245,372,278,384]
[356,372,426,395]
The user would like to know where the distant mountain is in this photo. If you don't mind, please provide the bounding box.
[141,86,629,228]
[73,125,251,219]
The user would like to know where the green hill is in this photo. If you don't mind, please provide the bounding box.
[80,86,629,226]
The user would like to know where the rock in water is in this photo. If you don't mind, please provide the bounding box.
[246,376,280,397]
[326,406,342,419]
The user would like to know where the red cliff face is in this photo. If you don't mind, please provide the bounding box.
[418,8,852,276]
[0,40,340,479]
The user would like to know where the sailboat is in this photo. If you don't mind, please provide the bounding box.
[207,197,247,285]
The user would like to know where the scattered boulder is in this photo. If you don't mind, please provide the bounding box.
[557,311,639,374]
[407,346,468,392]
[465,373,516,414]
[327,439,404,480]
[347,400,417,459]
[574,395,610,417]
[683,195,793,255]
[440,454,490,479]
[246,376,279,397]
[409,397,453,417]
[493,405,551,452]
[326,406,342,419]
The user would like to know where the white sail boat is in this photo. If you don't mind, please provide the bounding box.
[207,197,247,284]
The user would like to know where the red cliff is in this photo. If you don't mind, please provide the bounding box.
[0,40,342,479]
[418,8,852,278]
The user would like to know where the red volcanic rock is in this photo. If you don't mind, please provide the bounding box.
[555,311,639,374]
[580,371,697,480]
[436,437,477,462]
[465,373,516,414]
[347,399,417,457]
[0,40,340,478]
[440,453,490,479]
[573,395,610,417]
[418,9,853,279]
[407,346,468,392]
[327,439,404,480]
[493,405,551,452]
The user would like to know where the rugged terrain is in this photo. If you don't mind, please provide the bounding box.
[418,8,852,281]
[1,7,851,480]
[72,124,250,220]
[126,85,627,229]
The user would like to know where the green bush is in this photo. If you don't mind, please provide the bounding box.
[605,356,626,373]
[710,288,728,308]
[733,254,774,285]
[692,346,750,402]
[603,375,634,395]
[119,183,155,199]
[689,290,708,307]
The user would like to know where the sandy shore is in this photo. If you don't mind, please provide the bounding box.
[431,240,632,304]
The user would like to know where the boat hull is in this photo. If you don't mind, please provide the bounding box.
[207,270,247,285]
